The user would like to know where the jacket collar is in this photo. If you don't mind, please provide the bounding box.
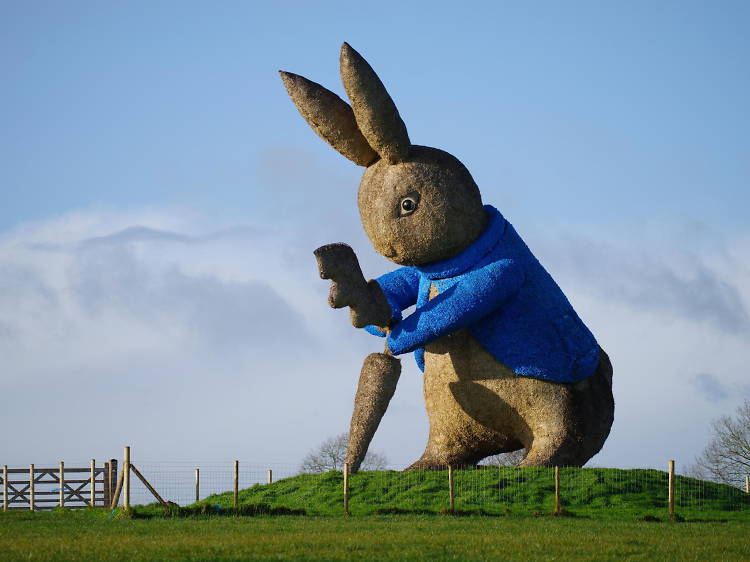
[416,205,506,280]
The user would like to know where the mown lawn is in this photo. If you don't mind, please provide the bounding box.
[200,467,750,520]
[0,510,748,561]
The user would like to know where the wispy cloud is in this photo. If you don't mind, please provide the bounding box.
[1,208,749,472]
[530,225,750,335]
[0,209,392,463]
[690,373,731,403]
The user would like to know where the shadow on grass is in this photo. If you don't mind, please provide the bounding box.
[113,502,307,519]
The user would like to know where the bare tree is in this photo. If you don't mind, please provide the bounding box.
[482,448,527,467]
[689,400,750,486]
[300,432,388,472]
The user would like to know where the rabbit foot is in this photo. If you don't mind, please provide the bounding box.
[404,456,448,471]
[516,432,585,467]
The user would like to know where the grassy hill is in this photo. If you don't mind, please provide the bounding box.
[195,467,749,520]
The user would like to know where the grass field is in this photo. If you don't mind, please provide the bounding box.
[2,468,747,560]
[196,467,750,520]
[1,509,748,561]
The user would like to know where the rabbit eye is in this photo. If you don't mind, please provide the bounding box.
[399,194,419,216]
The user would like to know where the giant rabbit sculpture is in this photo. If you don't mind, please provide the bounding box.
[280,43,614,471]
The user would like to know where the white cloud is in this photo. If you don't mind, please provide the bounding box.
[690,373,731,403]
[0,208,404,465]
[1,206,748,476]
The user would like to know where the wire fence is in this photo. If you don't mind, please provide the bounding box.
[125,461,750,520]
[3,458,749,520]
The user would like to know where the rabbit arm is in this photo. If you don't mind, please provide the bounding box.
[374,267,421,315]
[314,243,393,328]
[387,259,525,355]
[363,267,420,336]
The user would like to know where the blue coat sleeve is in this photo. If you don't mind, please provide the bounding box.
[363,267,420,337]
[387,259,525,354]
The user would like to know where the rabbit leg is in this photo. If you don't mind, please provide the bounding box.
[518,348,615,467]
[516,430,583,467]
[406,435,522,470]
[513,382,590,467]
[404,327,530,470]
[405,455,444,471]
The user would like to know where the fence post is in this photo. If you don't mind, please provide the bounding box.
[233,461,239,508]
[745,476,749,494]
[448,465,455,512]
[29,464,34,511]
[343,462,350,516]
[104,461,111,507]
[267,469,273,485]
[554,466,562,514]
[3,465,7,512]
[668,459,675,520]
[109,459,118,506]
[109,468,124,509]
[59,461,65,508]
[90,459,95,507]
[195,468,200,503]
[123,446,131,511]
[103,462,109,506]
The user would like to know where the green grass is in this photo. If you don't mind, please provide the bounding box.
[0,509,748,561]
[2,468,746,560]
[195,467,750,521]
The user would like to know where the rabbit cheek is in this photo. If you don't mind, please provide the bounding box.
[358,169,403,260]
[358,207,401,261]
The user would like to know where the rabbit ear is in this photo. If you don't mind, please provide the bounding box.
[279,71,379,167]
[340,43,411,164]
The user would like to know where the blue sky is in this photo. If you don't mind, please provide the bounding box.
[1,1,749,474]
[3,0,748,229]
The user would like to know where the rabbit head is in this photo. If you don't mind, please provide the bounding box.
[280,43,486,266]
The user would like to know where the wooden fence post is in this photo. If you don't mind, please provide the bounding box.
[110,469,124,509]
[267,469,273,485]
[448,465,455,512]
[109,459,118,506]
[343,462,350,516]
[554,466,561,514]
[745,476,749,494]
[195,468,200,503]
[104,461,112,507]
[668,459,675,520]
[90,459,95,507]
[123,446,131,511]
[29,464,34,511]
[233,460,239,508]
[3,465,7,512]
[59,461,65,508]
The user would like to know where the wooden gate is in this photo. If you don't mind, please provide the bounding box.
[1,460,118,511]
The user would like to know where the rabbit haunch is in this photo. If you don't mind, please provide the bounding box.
[280,42,614,468]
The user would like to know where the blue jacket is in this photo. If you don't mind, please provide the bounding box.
[365,205,599,383]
